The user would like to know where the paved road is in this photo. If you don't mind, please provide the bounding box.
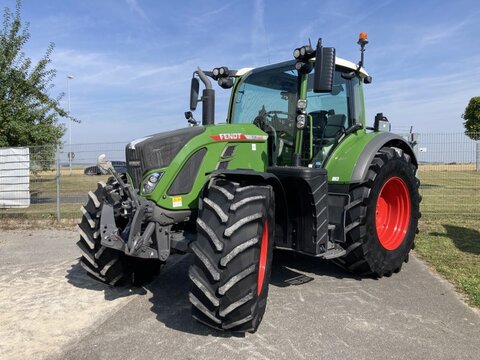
[0,229,479,360]
[59,249,479,359]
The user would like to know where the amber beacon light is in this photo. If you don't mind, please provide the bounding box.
[358,32,368,45]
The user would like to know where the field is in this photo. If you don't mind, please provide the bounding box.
[0,164,479,307]
[418,164,480,215]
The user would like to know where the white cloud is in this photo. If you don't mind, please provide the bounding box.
[195,1,238,21]
[365,58,480,132]
[250,0,270,65]
[125,0,150,23]
[52,48,196,87]
[419,19,470,47]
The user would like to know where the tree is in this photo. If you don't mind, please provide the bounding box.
[0,0,71,151]
[462,96,480,141]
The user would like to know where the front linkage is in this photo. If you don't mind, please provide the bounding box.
[96,155,171,262]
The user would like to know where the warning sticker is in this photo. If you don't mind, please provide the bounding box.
[172,196,183,208]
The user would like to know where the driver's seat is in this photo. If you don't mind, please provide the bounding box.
[323,114,346,140]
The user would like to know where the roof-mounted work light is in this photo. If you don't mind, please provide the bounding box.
[293,45,314,60]
[212,66,230,80]
[211,66,234,88]
[293,44,315,74]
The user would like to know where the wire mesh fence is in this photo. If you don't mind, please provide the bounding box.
[412,132,480,216]
[0,142,125,221]
[0,132,479,222]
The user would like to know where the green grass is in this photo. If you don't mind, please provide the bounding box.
[415,166,479,308]
[29,170,110,195]
[419,169,480,214]
[415,216,480,308]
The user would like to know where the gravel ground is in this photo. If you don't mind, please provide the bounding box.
[0,229,139,360]
[0,228,479,360]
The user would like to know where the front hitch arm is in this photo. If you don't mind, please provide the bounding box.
[97,154,141,208]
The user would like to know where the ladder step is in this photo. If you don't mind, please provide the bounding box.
[323,245,346,260]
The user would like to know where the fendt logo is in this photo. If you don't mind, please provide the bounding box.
[211,133,245,141]
[210,134,268,141]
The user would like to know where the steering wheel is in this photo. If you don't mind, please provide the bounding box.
[265,110,290,128]
[266,110,295,148]
[254,109,296,164]
[253,112,280,165]
[266,110,289,117]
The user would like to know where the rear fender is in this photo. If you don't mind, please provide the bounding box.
[351,133,418,183]
[325,132,417,185]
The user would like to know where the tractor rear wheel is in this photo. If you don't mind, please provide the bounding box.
[77,178,161,286]
[335,146,421,277]
[189,179,275,332]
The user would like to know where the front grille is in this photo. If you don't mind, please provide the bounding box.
[125,127,205,190]
[126,148,142,188]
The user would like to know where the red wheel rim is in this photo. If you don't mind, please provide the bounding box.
[257,221,269,295]
[375,177,411,250]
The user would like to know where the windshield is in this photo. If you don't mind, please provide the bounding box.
[231,64,297,165]
[231,62,353,166]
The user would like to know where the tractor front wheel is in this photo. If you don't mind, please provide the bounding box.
[77,177,161,286]
[335,146,421,277]
[189,179,275,332]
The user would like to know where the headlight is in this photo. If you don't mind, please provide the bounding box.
[143,172,163,194]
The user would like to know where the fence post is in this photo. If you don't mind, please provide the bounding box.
[410,132,418,159]
[56,146,61,222]
[476,141,480,172]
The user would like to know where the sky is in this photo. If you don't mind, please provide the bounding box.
[3,0,480,145]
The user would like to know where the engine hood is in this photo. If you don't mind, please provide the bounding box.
[125,127,205,188]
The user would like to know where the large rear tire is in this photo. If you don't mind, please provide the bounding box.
[189,179,275,332]
[335,147,421,277]
[77,178,161,286]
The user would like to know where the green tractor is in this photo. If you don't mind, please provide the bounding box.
[77,34,420,332]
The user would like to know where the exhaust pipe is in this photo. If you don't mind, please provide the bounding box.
[196,67,215,126]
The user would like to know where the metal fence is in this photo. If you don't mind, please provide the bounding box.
[0,132,479,222]
[411,132,480,216]
[0,142,125,221]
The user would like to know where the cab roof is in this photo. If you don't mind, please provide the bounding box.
[236,56,369,77]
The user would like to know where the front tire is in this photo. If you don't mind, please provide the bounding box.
[77,178,161,286]
[335,147,421,277]
[189,179,275,332]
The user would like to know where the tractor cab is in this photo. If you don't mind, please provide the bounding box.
[228,58,368,167]
[188,35,371,170]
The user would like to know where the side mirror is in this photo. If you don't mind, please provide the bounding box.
[374,113,391,132]
[190,77,200,111]
[313,40,335,93]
